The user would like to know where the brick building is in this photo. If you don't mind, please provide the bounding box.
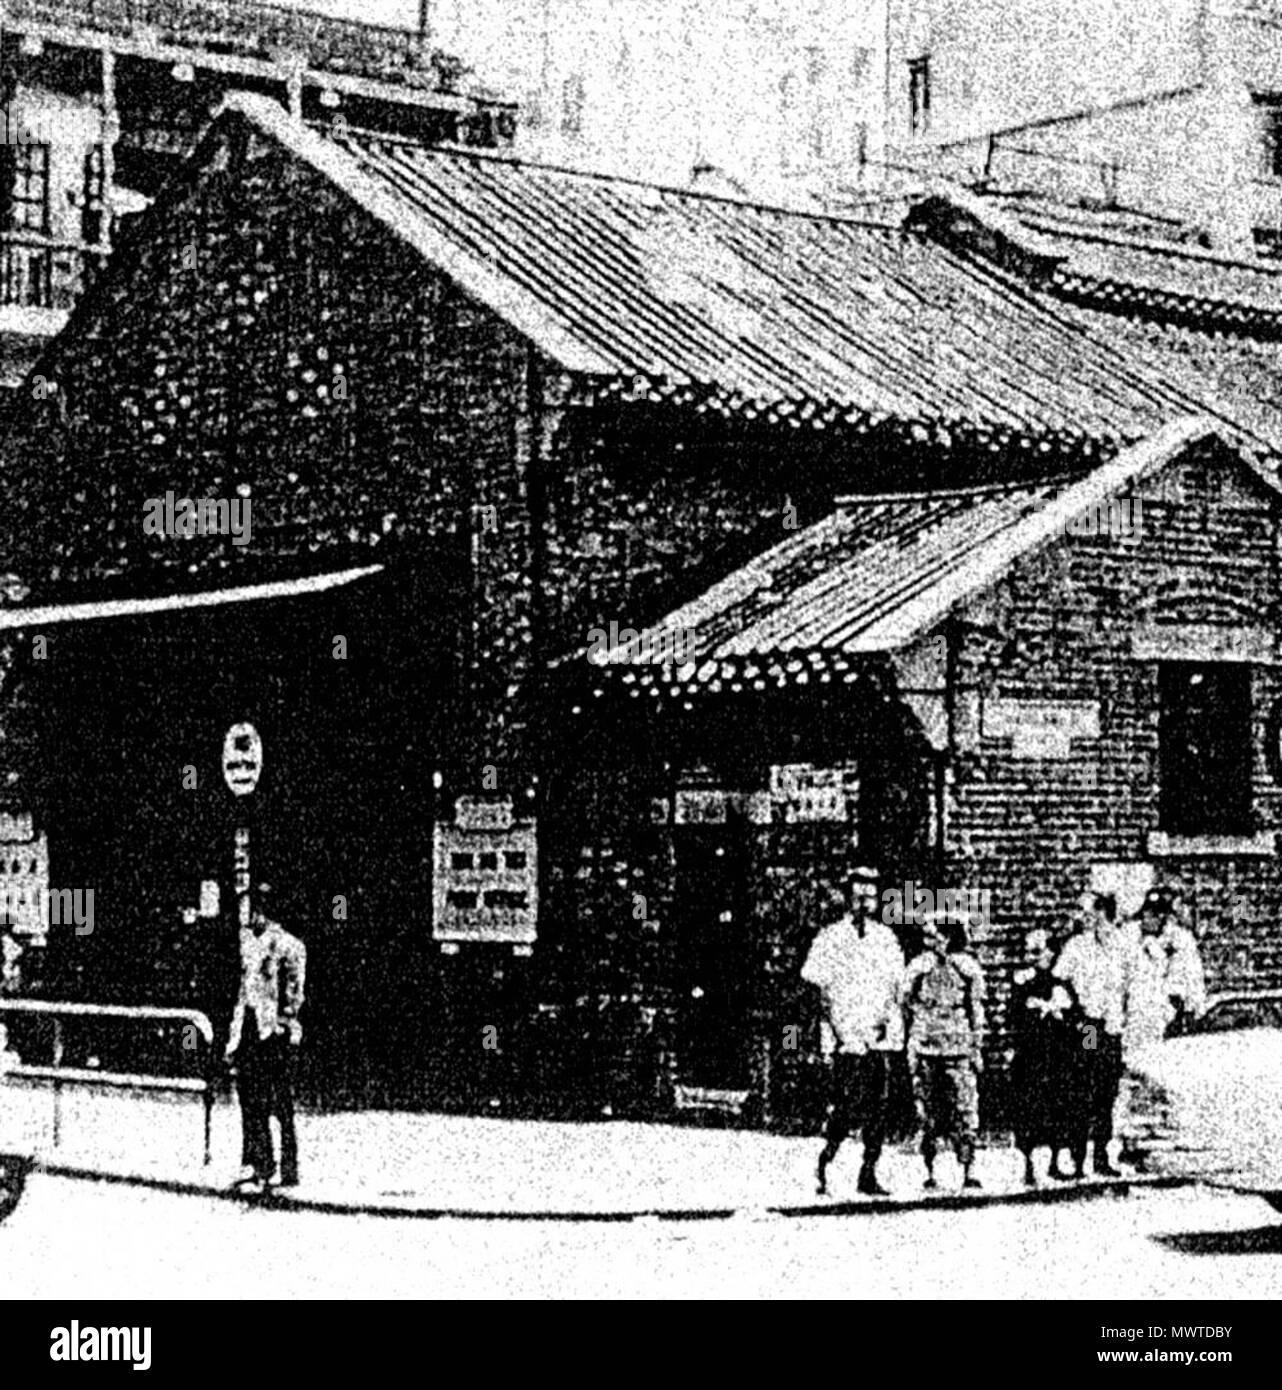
[599,420,1282,1118]
[3,94,1282,1127]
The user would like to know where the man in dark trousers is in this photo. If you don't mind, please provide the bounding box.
[225,885,306,1192]
[801,868,905,1197]
[1053,891,1132,1178]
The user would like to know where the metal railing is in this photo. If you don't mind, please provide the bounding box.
[0,999,216,1164]
[2,0,467,92]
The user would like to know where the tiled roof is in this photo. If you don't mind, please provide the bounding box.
[957,188,1282,324]
[226,94,1214,448]
[590,420,1220,689]
[907,191,1282,469]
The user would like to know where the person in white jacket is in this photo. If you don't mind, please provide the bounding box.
[1153,891,1207,1032]
[801,869,905,1197]
[1123,914,1173,1063]
[225,887,306,1192]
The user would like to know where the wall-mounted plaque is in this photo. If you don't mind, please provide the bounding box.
[456,797,515,832]
[982,698,1100,758]
[0,812,34,843]
[674,789,728,825]
[769,763,859,823]
[433,819,537,943]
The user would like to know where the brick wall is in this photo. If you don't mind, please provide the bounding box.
[942,435,1282,1087]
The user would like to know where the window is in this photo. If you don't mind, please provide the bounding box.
[81,144,105,245]
[908,56,931,139]
[1158,663,1252,835]
[10,142,50,233]
[561,73,585,137]
[1256,94,1282,178]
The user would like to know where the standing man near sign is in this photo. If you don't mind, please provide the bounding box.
[801,868,905,1197]
[225,883,307,1192]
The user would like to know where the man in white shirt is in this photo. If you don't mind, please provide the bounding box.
[1053,891,1132,1177]
[225,885,306,1192]
[801,868,905,1197]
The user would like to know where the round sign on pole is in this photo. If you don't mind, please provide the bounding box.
[222,723,263,797]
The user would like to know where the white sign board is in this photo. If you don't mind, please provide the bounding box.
[222,722,263,796]
[982,699,1100,758]
[456,797,514,832]
[769,764,858,823]
[0,829,49,945]
[674,789,729,825]
[0,812,34,843]
[233,825,251,926]
[433,820,537,943]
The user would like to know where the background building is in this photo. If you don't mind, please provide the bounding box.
[0,0,513,385]
[897,0,1282,256]
[426,0,1282,254]
[431,0,890,201]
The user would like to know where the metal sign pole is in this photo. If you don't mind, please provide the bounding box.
[234,825,251,928]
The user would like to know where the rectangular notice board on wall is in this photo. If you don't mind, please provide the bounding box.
[432,816,538,943]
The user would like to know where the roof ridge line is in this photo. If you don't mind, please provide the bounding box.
[860,417,1224,649]
[216,91,614,376]
[283,99,903,229]
[834,474,1079,505]
[1036,218,1282,278]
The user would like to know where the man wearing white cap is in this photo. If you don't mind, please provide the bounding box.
[802,868,905,1197]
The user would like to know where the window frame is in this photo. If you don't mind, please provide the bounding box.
[1157,661,1253,837]
[908,55,931,139]
[9,141,50,235]
[1255,93,1282,180]
[81,143,106,246]
[560,73,585,138]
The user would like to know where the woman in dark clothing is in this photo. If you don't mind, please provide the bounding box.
[1010,928,1084,1185]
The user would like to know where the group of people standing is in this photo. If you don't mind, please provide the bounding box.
[1011,886,1204,1186]
[802,869,986,1195]
[801,872,1205,1196]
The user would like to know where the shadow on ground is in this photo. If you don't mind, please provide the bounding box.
[1153,1225,1282,1256]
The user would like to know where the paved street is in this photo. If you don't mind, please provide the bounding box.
[0,1084,1189,1215]
[3,1173,1279,1300]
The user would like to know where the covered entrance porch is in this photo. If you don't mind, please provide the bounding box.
[538,652,935,1130]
